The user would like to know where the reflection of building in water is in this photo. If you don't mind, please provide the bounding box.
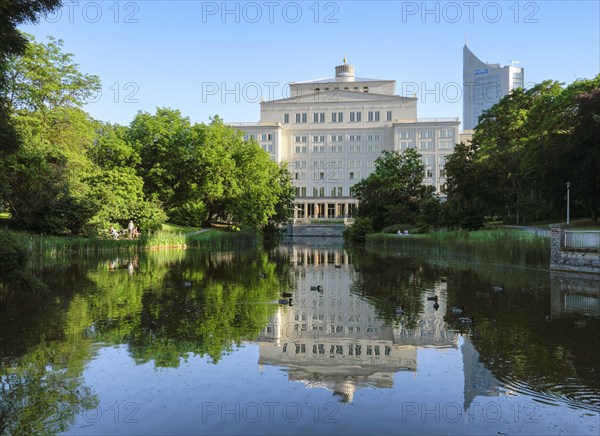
[461,338,500,411]
[550,271,600,317]
[259,247,458,402]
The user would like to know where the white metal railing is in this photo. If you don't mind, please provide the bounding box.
[564,230,600,250]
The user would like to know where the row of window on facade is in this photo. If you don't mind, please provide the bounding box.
[293,313,381,323]
[295,134,381,143]
[399,140,455,151]
[243,133,275,141]
[292,155,446,175]
[292,167,444,189]
[314,85,370,93]
[294,145,383,154]
[293,156,447,168]
[293,143,453,155]
[243,129,454,143]
[297,169,364,180]
[294,176,447,198]
[293,130,454,143]
[284,111,390,124]
[292,160,374,170]
[282,342,393,357]
[398,129,455,139]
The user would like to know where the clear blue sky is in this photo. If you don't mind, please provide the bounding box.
[20,0,600,127]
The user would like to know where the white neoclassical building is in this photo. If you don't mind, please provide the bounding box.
[231,62,471,220]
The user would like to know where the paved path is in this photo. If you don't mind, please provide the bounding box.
[187,228,211,236]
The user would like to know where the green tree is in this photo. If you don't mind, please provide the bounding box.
[344,217,374,243]
[85,168,166,234]
[87,123,166,233]
[128,107,194,211]
[221,120,294,229]
[0,32,166,235]
[5,33,100,120]
[2,127,97,234]
[351,149,438,232]
[263,162,295,240]
[571,86,600,220]
[522,77,600,221]
[1,35,104,234]
[129,111,294,230]
[471,83,563,223]
[451,76,600,225]
[0,1,62,155]
[88,123,140,170]
[442,142,488,230]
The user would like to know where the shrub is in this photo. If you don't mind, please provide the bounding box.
[344,217,374,243]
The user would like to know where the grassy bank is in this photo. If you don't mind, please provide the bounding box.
[1,226,258,259]
[367,228,550,267]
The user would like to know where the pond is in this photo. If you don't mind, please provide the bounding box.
[1,242,599,435]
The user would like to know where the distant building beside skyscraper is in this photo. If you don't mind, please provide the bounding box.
[463,45,524,130]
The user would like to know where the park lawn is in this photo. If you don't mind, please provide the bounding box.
[568,219,600,230]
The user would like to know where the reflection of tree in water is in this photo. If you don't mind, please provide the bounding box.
[348,250,442,328]
[125,250,285,365]
[0,342,99,434]
[0,248,289,432]
[445,267,600,412]
[1,259,107,434]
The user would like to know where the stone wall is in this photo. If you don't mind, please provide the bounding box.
[550,225,600,274]
[286,224,346,238]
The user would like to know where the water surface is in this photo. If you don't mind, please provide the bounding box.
[1,244,598,434]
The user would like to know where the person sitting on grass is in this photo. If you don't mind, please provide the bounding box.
[109,226,119,240]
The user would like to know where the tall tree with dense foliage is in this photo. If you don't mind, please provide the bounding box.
[3,106,100,233]
[87,123,166,233]
[5,34,100,116]
[473,82,565,223]
[129,110,294,230]
[2,33,164,234]
[351,149,439,232]
[522,78,600,221]
[1,34,99,233]
[0,1,63,206]
[209,117,294,229]
[442,142,488,229]
[444,76,600,227]
[128,108,194,212]
[571,87,600,220]
[0,1,62,152]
